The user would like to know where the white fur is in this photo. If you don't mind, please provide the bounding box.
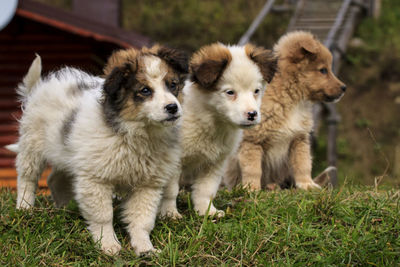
[160,45,267,217]
[13,57,181,255]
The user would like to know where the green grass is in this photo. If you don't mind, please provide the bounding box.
[1,187,400,266]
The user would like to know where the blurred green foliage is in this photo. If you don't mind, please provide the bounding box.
[357,0,400,52]
[121,0,290,52]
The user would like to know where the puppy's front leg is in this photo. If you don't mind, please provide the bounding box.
[159,175,182,219]
[75,178,121,255]
[238,141,263,190]
[191,166,224,217]
[122,186,163,255]
[289,134,320,190]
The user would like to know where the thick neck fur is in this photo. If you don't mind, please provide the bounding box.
[182,82,242,161]
[251,70,313,141]
[270,71,307,106]
[185,83,239,134]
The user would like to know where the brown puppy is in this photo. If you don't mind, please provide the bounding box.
[223,31,346,190]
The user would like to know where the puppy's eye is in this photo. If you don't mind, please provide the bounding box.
[170,82,177,91]
[226,90,235,96]
[140,87,152,96]
[254,89,260,94]
[319,68,328,74]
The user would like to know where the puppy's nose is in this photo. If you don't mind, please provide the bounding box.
[340,85,347,92]
[165,103,178,115]
[247,111,258,121]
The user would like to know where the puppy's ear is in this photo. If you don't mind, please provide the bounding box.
[103,48,139,76]
[157,46,189,75]
[103,64,135,96]
[246,44,277,83]
[191,59,229,88]
[290,38,319,63]
[298,38,319,61]
[190,43,232,89]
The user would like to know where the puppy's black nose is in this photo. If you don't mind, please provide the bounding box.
[247,111,258,121]
[165,103,178,115]
[341,85,347,92]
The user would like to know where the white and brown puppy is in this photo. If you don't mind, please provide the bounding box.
[159,43,277,218]
[10,46,188,255]
[223,31,346,190]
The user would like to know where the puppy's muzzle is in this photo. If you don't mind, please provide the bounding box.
[247,111,258,121]
[165,103,178,115]
[325,84,347,102]
[164,103,180,122]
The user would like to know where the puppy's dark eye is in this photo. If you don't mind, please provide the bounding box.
[226,90,235,96]
[254,89,260,94]
[170,82,177,91]
[319,68,328,74]
[140,87,152,96]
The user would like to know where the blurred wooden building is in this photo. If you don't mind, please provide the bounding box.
[0,0,151,189]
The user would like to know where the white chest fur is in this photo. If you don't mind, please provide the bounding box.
[267,101,313,163]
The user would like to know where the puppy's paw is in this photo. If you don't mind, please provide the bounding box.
[296,181,321,190]
[132,240,157,256]
[101,239,122,256]
[17,192,35,210]
[159,205,182,220]
[16,201,33,210]
[265,183,280,191]
[160,210,183,220]
[197,205,225,218]
[212,209,225,218]
[243,182,262,191]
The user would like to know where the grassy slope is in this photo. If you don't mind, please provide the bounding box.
[1,187,399,266]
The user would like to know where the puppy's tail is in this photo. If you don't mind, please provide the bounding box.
[5,143,19,153]
[17,54,42,103]
[313,166,336,187]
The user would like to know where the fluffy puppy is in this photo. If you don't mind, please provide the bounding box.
[11,45,188,255]
[223,31,346,190]
[159,43,277,218]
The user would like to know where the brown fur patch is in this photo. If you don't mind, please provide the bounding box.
[274,31,320,64]
[103,48,139,76]
[190,43,232,90]
[245,44,277,83]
